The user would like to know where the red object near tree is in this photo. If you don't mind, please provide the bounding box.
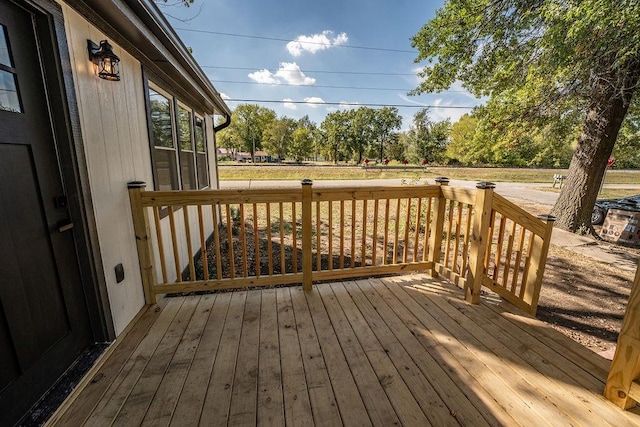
[384,158,390,165]
[403,159,408,165]
[364,158,370,165]
[607,157,616,167]
[422,159,428,166]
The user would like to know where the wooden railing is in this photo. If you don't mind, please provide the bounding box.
[605,261,640,409]
[128,178,554,315]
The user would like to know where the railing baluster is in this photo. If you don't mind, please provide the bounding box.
[519,231,535,299]
[511,225,526,294]
[393,198,401,265]
[340,200,345,269]
[212,203,222,280]
[444,201,454,269]
[413,197,422,262]
[301,179,313,291]
[279,202,285,275]
[253,203,260,277]
[452,202,462,274]
[493,215,507,280]
[292,202,298,274]
[240,204,248,278]
[403,198,411,263]
[460,204,472,276]
[153,206,168,284]
[423,197,432,262]
[225,204,235,279]
[168,207,181,281]
[197,205,208,281]
[266,203,273,276]
[361,199,368,266]
[502,220,517,289]
[351,199,356,268]
[383,199,390,265]
[183,207,195,282]
[372,199,379,266]
[328,201,333,270]
[317,200,322,271]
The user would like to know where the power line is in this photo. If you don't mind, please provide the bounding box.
[202,65,416,76]
[174,27,416,54]
[214,79,470,93]
[226,98,476,109]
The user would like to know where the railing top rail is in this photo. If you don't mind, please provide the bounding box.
[140,188,302,206]
[491,193,547,236]
[440,187,476,205]
[311,185,442,201]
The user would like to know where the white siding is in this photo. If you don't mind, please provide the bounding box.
[60,3,149,335]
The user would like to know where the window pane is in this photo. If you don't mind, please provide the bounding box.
[0,70,21,113]
[197,153,208,188]
[0,26,12,67]
[153,148,179,191]
[149,89,173,148]
[195,117,205,153]
[181,153,196,190]
[178,106,192,151]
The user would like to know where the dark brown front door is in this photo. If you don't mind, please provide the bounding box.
[0,1,92,424]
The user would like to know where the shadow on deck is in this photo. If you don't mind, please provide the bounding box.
[49,274,640,426]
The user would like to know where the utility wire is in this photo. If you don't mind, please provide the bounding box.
[214,79,470,93]
[202,65,416,76]
[226,98,476,109]
[174,27,416,54]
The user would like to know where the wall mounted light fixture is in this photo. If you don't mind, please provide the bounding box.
[87,39,120,81]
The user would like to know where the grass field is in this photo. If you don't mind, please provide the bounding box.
[219,164,640,185]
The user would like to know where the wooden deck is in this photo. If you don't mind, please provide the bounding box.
[49,274,640,426]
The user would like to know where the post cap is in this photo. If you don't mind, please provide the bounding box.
[127,181,146,189]
[476,181,496,189]
[434,176,450,185]
[301,178,313,185]
[537,214,556,222]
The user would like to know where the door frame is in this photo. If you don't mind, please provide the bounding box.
[16,0,114,341]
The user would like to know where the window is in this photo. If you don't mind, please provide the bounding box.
[195,116,209,188]
[146,82,209,191]
[178,105,195,190]
[148,88,178,191]
[0,24,22,113]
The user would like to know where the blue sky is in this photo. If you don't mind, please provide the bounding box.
[159,0,483,130]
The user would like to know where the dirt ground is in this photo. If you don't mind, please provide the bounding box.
[516,201,636,355]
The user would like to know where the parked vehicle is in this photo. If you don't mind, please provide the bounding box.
[592,194,640,225]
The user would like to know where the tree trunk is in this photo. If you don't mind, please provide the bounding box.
[552,69,638,233]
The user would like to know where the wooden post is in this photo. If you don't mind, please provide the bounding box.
[522,214,555,315]
[301,179,313,291]
[127,182,157,305]
[428,177,449,277]
[465,182,494,305]
[605,260,640,408]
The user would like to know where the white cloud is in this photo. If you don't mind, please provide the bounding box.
[283,98,297,110]
[304,97,325,108]
[275,62,316,85]
[248,62,315,86]
[338,101,360,110]
[248,69,280,84]
[287,31,348,57]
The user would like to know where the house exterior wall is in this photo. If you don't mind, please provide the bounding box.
[57,3,221,336]
[59,3,149,335]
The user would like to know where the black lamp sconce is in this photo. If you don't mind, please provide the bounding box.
[87,39,120,81]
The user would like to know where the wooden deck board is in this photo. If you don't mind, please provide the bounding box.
[51,274,640,427]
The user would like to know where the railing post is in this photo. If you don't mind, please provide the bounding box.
[522,214,555,315]
[605,260,640,409]
[428,177,449,277]
[127,181,157,305]
[465,182,495,304]
[301,179,313,291]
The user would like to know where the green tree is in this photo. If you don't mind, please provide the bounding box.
[348,107,377,164]
[228,104,276,161]
[263,117,296,160]
[407,108,450,164]
[412,0,640,233]
[319,111,351,164]
[371,107,402,162]
[290,128,315,162]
